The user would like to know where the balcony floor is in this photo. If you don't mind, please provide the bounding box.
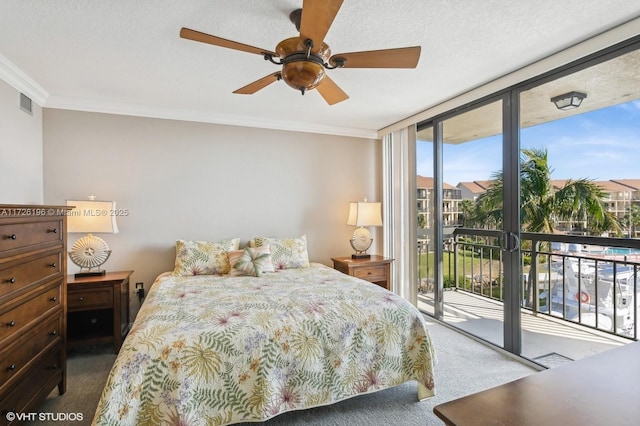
[418,289,630,367]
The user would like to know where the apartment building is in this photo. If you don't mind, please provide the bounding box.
[417,175,462,249]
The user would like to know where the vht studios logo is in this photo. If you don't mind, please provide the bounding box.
[5,411,84,422]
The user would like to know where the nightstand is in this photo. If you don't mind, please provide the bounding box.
[331,256,393,290]
[66,270,133,353]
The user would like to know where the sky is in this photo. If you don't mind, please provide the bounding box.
[416,99,640,186]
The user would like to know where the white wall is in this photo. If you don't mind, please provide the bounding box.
[43,109,382,318]
[0,79,43,204]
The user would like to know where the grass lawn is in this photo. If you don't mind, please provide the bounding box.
[418,250,504,297]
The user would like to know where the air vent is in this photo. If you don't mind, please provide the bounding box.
[19,93,32,115]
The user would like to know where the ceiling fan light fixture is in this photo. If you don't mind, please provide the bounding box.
[179,1,421,105]
[282,61,326,93]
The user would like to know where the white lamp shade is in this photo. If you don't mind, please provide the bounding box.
[347,201,383,227]
[66,200,119,234]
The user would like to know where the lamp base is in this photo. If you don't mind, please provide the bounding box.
[75,270,107,278]
[351,253,371,259]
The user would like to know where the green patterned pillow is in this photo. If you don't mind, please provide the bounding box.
[251,235,310,269]
[172,239,240,276]
[228,246,274,277]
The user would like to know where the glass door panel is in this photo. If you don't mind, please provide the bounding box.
[417,100,512,349]
[416,126,435,316]
[519,47,640,365]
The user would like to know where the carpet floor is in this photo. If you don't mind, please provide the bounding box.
[28,318,537,425]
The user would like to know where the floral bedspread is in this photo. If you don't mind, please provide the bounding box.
[93,263,436,425]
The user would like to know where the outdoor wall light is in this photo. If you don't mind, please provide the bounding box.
[551,91,587,110]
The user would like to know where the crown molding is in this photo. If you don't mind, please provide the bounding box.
[44,95,379,140]
[0,54,48,105]
[0,54,376,139]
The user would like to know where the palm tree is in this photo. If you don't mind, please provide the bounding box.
[472,147,622,235]
[623,205,640,238]
[472,147,623,309]
[459,199,475,227]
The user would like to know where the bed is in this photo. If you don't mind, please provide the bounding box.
[92,238,436,425]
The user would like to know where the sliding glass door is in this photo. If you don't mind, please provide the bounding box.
[416,35,640,362]
[416,98,523,352]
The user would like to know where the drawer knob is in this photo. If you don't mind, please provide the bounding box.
[49,363,58,370]
[7,364,16,371]
[78,296,84,301]
[5,277,16,284]
[7,234,17,240]
[47,228,58,234]
[50,330,58,336]
[48,262,57,268]
[50,296,57,302]
[7,320,15,327]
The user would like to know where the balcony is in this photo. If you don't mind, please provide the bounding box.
[418,228,640,365]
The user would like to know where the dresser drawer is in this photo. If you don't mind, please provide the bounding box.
[0,314,61,392]
[0,345,62,425]
[0,285,61,344]
[68,286,113,311]
[0,251,61,302]
[0,220,62,254]
[353,265,387,282]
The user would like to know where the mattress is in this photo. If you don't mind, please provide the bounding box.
[93,263,436,425]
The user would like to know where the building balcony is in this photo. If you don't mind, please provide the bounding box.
[417,229,640,366]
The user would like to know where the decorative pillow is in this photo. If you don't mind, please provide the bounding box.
[250,235,310,269]
[172,238,240,276]
[228,246,274,277]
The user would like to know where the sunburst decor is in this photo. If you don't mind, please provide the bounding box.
[67,196,119,278]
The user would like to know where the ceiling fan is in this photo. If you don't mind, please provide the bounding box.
[179,0,421,105]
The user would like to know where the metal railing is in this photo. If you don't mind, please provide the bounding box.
[419,228,640,340]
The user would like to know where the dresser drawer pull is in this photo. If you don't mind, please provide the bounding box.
[47,228,58,233]
[4,277,16,284]
[48,262,57,268]
[50,296,57,302]
[6,320,15,327]
[7,364,16,371]
[49,363,58,370]
[6,234,17,240]
[50,330,58,336]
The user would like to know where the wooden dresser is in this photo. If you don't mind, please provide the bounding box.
[0,205,70,425]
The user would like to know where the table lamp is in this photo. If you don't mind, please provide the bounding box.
[66,196,119,278]
[347,199,383,259]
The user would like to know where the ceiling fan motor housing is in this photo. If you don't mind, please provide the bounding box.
[276,37,331,93]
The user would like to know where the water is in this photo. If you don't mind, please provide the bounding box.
[604,247,640,255]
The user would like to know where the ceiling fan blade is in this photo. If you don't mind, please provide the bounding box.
[300,0,343,52]
[180,28,275,56]
[330,46,421,68]
[316,75,349,105]
[233,73,281,95]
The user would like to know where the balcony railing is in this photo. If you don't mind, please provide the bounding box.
[419,228,640,341]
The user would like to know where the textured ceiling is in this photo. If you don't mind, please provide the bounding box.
[1,1,639,138]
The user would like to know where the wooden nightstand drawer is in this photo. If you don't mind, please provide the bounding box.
[353,265,386,281]
[68,287,113,311]
[67,271,133,353]
[331,256,394,291]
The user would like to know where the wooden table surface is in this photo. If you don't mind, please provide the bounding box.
[433,341,640,426]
